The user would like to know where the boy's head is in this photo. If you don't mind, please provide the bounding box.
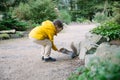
[53,20,63,33]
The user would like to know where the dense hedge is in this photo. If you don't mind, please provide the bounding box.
[91,21,120,41]
[12,0,57,24]
[0,13,27,31]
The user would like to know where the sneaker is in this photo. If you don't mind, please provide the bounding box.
[44,57,56,62]
[42,56,44,60]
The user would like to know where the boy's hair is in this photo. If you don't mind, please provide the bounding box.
[53,20,63,28]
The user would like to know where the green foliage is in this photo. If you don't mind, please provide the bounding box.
[16,31,24,37]
[112,1,120,24]
[27,21,40,29]
[93,12,110,23]
[67,73,79,80]
[91,21,120,41]
[76,17,90,23]
[13,0,57,23]
[0,0,29,12]
[0,13,28,31]
[58,10,71,24]
[30,0,57,23]
[57,0,119,22]
[2,0,119,24]
[69,0,105,21]
[76,17,86,23]
[0,34,10,40]
[68,53,120,80]
[12,3,31,20]
[112,14,120,24]
[0,0,15,11]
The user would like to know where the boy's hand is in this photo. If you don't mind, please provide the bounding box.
[58,48,66,53]
[57,50,61,52]
[57,48,63,53]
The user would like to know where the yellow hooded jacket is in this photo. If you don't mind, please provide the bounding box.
[29,20,58,51]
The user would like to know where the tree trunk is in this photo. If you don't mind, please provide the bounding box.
[0,29,16,34]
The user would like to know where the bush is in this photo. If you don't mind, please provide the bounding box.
[9,31,24,38]
[0,34,10,40]
[68,53,120,80]
[112,1,120,24]
[93,12,109,23]
[91,21,120,41]
[76,17,90,23]
[26,21,40,29]
[58,10,71,24]
[0,22,10,30]
[12,3,30,20]
[13,0,57,24]
[112,14,120,24]
[76,17,86,23]
[0,13,28,31]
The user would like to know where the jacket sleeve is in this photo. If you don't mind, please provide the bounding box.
[48,33,58,51]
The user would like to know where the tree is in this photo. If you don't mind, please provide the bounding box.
[12,0,57,23]
[55,0,118,21]
[0,0,28,12]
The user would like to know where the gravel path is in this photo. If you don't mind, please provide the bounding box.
[0,23,97,80]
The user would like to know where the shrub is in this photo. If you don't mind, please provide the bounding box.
[112,14,120,24]
[0,13,28,31]
[13,0,57,23]
[67,53,120,80]
[76,17,90,23]
[91,21,120,41]
[112,1,120,24]
[93,12,109,23]
[9,31,24,38]
[58,10,71,24]
[12,3,30,20]
[0,23,10,30]
[26,21,40,29]
[0,34,10,40]
[76,17,86,23]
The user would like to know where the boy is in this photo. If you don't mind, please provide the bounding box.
[29,20,63,62]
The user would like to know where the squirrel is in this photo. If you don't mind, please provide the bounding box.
[59,42,78,58]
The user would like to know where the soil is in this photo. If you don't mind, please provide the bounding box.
[110,40,120,46]
[0,23,97,80]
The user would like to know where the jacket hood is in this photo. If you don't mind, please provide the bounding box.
[42,20,54,28]
[41,20,57,35]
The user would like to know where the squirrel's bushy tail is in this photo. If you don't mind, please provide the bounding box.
[70,42,78,56]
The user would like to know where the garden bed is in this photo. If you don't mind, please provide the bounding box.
[0,30,27,40]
